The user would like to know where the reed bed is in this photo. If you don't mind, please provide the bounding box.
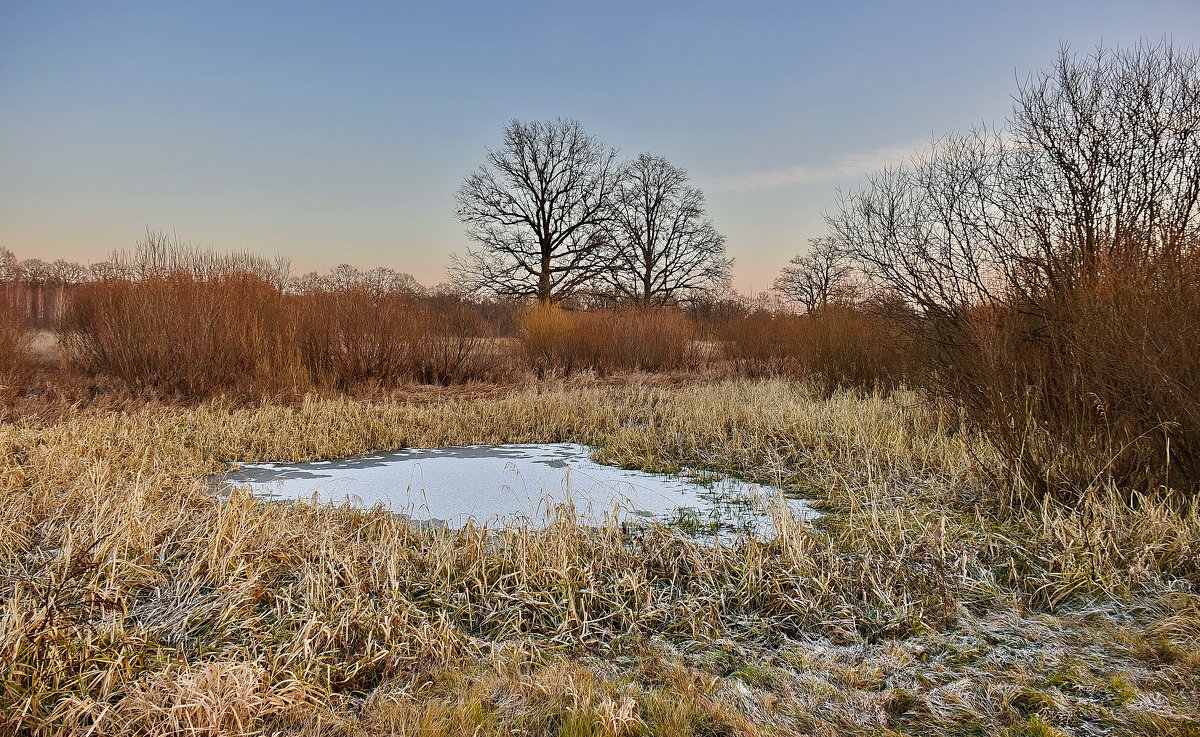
[1,381,1197,735]
[517,304,698,376]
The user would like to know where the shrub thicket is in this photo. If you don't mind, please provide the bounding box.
[63,274,502,397]
[0,301,30,406]
[518,304,697,376]
[63,273,304,398]
[928,252,1200,499]
[718,305,909,393]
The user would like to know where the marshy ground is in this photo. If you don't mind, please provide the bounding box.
[2,379,1198,735]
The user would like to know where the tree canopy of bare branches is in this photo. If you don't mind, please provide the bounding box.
[774,237,854,313]
[1006,41,1200,286]
[827,41,1200,315]
[451,119,620,303]
[601,153,731,305]
[826,131,1008,317]
[0,248,17,283]
[292,264,423,296]
[106,229,293,287]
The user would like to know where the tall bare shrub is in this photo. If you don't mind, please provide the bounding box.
[406,299,498,384]
[581,307,697,373]
[294,290,499,388]
[293,288,414,389]
[62,273,305,398]
[719,306,908,391]
[940,253,1200,498]
[797,304,911,393]
[718,311,805,377]
[828,42,1200,499]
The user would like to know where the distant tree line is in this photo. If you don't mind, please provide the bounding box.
[450,119,732,305]
[0,232,436,325]
[1,247,91,324]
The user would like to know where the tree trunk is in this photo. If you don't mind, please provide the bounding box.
[538,251,553,304]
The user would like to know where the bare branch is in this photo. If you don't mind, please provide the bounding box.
[600,153,732,305]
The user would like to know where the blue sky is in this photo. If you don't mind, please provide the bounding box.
[2,1,1198,290]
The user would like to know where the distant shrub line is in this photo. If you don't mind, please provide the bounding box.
[6,259,915,396]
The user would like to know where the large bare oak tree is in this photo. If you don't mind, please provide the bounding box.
[451,119,620,303]
[602,153,731,305]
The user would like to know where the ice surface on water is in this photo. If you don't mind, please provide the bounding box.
[221,443,815,537]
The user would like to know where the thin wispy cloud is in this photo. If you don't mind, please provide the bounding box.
[714,142,922,192]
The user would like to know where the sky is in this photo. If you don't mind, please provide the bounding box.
[2,1,1198,293]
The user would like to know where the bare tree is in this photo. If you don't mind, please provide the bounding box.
[774,237,854,313]
[826,131,1010,318]
[829,42,1200,314]
[1004,41,1200,289]
[50,259,87,286]
[0,248,18,315]
[18,258,52,322]
[601,153,732,305]
[451,119,620,303]
[88,260,129,281]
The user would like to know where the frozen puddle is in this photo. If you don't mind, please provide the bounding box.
[221,443,815,538]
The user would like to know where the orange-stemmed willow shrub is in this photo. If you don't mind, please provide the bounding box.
[295,289,500,387]
[928,251,1200,498]
[719,306,910,393]
[62,273,306,398]
[405,298,500,385]
[717,310,806,377]
[796,304,911,393]
[62,275,503,395]
[596,306,697,373]
[293,288,415,389]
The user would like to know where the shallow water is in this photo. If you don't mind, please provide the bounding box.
[221,443,815,538]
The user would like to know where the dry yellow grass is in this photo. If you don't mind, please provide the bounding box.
[1,380,1197,735]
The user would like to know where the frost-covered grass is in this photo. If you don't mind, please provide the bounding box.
[1,380,1197,735]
